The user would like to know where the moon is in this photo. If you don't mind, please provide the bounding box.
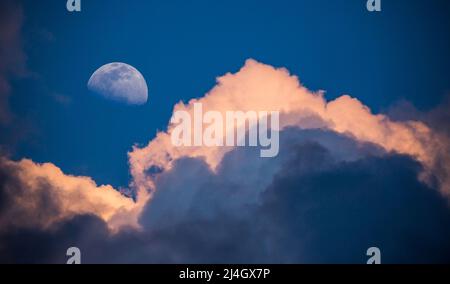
[87,62,148,105]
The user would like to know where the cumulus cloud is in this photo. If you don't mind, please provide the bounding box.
[2,128,450,263]
[129,59,449,200]
[1,59,450,263]
[0,158,141,232]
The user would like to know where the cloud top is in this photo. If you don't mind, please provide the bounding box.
[129,59,449,199]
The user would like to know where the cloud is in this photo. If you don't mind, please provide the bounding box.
[387,96,450,201]
[1,59,450,263]
[2,128,450,263]
[0,0,28,125]
[140,128,384,230]
[0,158,141,232]
[129,59,449,200]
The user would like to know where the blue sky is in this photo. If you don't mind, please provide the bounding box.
[9,0,450,188]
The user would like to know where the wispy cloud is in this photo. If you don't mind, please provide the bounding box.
[0,0,28,125]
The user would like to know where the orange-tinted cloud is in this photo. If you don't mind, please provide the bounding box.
[0,158,140,232]
[1,59,448,236]
[129,59,449,199]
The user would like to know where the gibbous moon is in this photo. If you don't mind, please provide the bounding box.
[87,62,148,105]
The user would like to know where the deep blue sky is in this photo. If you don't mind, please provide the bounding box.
[9,0,450,187]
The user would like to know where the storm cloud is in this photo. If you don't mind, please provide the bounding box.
[2,128,450,263]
